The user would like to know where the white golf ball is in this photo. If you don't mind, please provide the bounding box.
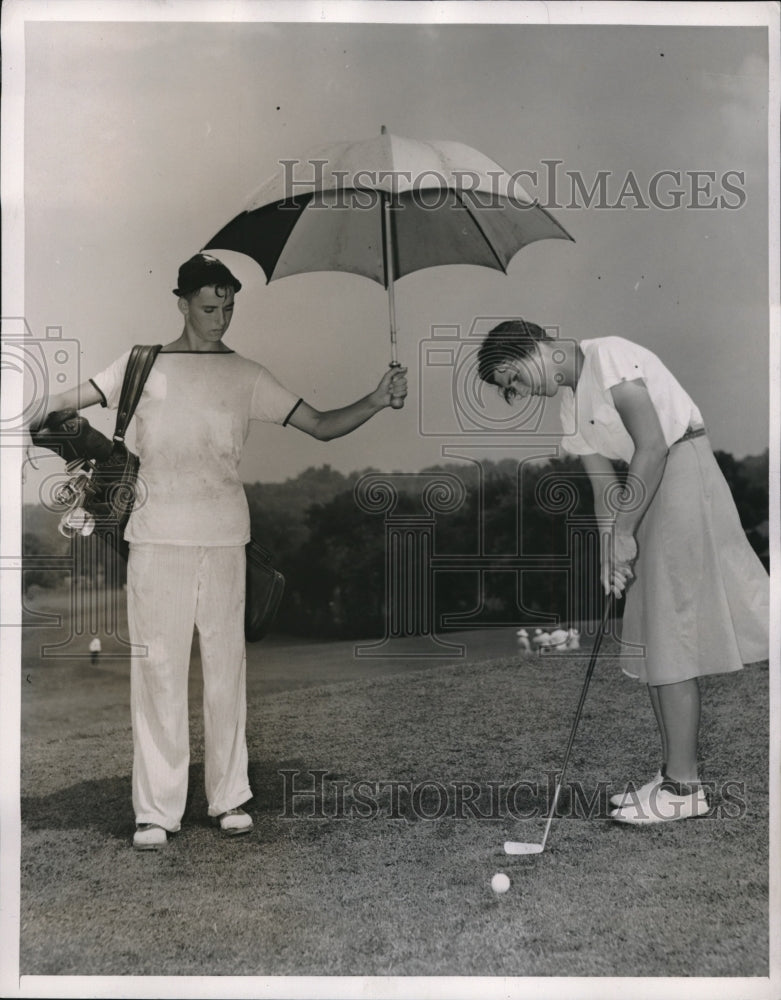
[491,872,511,894]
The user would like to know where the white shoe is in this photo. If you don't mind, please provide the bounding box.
[133,824,168,850]
[609,770,663,808]
[215,807,253,837]
[610,782,710,825]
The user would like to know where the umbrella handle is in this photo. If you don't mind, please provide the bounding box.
[389,360,405,410]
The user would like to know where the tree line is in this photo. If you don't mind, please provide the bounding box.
[23,449,769,638]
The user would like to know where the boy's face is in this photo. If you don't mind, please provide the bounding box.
[180,285,235,345]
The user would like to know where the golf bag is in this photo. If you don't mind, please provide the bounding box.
[32,345,161,557]
[245,538,285,642]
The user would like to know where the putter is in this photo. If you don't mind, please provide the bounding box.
[504,594,615,856]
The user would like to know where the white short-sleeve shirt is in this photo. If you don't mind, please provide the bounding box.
[90,350,301,545]
[559,337,703,463]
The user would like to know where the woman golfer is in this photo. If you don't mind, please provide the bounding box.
[477,320,769,824]
[30,253,407,849]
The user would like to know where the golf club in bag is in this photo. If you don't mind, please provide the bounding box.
[504,594,615,856]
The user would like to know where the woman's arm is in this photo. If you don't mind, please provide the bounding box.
[287,367,407,441]
[610,377,669,535]
[580,452,635,597]
[580,452,621,523]
[585,378,668,597]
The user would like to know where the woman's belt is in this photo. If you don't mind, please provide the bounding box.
[672,426,707,446]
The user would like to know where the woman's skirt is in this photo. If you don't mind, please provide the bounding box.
[620,434,769,685]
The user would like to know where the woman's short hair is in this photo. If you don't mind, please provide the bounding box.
[476,319,552,385]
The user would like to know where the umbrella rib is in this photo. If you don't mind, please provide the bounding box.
[451,190,509,273]
[261,194,317,281]
[529,200,576,242]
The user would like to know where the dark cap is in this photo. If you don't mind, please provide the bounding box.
[172,253,242,297]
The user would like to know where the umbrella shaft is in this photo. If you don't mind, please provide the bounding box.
[383,195,398,366]
[388,288,398,365]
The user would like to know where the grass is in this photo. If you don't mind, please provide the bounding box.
[18,587,771,980]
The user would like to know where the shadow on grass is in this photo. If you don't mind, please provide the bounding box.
[20,757,312,840]
[22,774,134,838]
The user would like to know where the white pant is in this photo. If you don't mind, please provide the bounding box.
[127,543,251,831]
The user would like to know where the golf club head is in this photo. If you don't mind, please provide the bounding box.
[503,841,544,855]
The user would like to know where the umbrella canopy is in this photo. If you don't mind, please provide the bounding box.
[205,128,573,399]
[204,128,574,287]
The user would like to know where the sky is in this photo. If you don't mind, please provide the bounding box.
[9,5,775,501]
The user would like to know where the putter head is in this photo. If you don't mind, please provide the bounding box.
[504,841,544,855]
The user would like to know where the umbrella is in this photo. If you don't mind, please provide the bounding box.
[203,127,574,403]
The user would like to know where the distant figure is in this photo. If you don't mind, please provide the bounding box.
[532,630,551,655]
[516,628,531,654]
[566,628,581,651]
[89,636,102,665]
[547,628,569,652]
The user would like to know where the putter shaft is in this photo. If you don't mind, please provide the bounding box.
[504,595,614,856]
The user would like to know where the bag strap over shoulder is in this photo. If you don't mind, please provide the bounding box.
[113,344,162,442]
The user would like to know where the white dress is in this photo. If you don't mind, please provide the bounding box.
[560,337,769,685]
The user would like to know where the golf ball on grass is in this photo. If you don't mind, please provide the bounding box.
[491,872,511,894]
